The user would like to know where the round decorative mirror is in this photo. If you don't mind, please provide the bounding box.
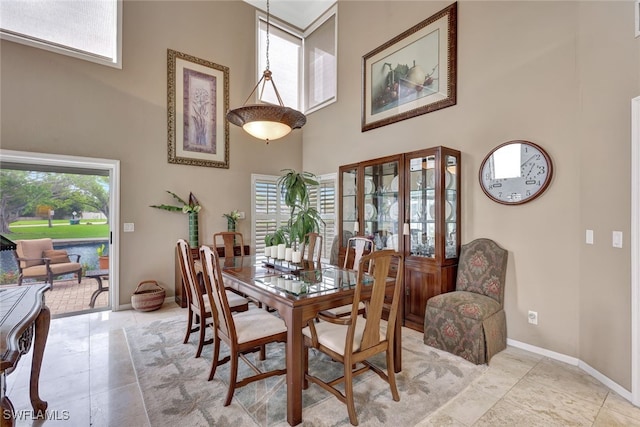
[479,140,553,205]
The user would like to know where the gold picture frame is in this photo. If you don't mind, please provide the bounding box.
[167,49,229,168]
[361,2,457,132]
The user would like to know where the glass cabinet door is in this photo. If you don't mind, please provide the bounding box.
[363,160,400,251]
[341,167,358,235]
[445,154,458,259]
[408,155,436,258]
[406,149,459,260]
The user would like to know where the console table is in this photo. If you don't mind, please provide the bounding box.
[1,283,50,426]
[174,245,250,307]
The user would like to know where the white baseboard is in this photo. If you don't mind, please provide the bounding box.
[507,338,633,402]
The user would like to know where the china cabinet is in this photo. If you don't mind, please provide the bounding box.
[338,146,461,332]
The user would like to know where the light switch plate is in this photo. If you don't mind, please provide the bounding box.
[586,229,594,245]
[613,231,623,248]
[124,223,135,232]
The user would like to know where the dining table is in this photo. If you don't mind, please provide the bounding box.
[218,255,402,426]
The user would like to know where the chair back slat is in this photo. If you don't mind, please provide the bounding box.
[213,232,245,257]
[200,245,235,341]
[176,239,202,310]
[353,250,403,352]
[344,237,374,272]
[301,232,322,264]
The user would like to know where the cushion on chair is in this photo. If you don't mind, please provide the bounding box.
[322,302,366,316]
[43,249,71,264]
[427,291,502,321]
[20,265,49,277]
[202,291,248,311]
[302,315,384,355]
[233,309,287,344]
[48,262,82,275]
[16,238,54,267]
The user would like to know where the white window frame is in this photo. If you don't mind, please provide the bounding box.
[0,0,123,69]
[256,4,337,114]
[303,5,338,114]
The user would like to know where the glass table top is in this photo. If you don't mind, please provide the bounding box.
[219,255,371,296]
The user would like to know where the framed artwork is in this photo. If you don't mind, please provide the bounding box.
[361,2,457,132]
[167,49,229,168]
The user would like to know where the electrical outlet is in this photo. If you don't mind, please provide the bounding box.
[528,310,538,325]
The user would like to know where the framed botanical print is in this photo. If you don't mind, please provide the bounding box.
[167,49,229,168]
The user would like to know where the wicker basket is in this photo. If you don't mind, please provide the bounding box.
[131,280,165,312]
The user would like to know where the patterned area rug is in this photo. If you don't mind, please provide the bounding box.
[125,315,486,427]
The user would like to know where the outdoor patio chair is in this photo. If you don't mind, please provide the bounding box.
[14,238,82,288]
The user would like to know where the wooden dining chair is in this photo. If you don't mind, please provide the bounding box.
[302,249,404,426]
[176,239,249,358]
[213,231,245,257]
[320,237,374,318]
[199,245,288,406]
[300,232,322,264]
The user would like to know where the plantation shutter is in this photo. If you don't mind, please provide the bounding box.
[308,174,336,261]
[252,173,336,260]
[252,175,284,256]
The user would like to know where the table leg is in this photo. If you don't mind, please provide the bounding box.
[89,276,105,308]
[394,313,402,373]
[283,308,304,426]
[30,306,49,415]
[1,372,15,427]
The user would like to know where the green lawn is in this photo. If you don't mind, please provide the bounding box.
[5,221,109,240]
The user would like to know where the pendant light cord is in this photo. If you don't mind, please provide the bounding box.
[265,0,270,72]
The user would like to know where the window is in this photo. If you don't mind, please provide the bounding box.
[0,0,122,68]
[257,5,337,114]
[251,173,336,261]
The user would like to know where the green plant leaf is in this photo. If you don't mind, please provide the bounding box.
[149,204,183,212]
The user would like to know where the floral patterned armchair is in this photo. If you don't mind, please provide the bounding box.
[423,238,508,364]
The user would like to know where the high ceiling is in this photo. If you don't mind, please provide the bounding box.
[244,0,335,30]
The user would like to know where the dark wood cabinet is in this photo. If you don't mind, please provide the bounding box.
[339,146,461,332]
[174,245,250,307]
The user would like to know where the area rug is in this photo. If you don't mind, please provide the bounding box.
[125,315,486,427]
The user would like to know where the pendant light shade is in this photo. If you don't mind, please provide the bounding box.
[226,1,306,143]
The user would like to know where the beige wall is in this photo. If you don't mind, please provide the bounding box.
[0,1,302,307]
[303,1,639,389]
[1,0,638,391]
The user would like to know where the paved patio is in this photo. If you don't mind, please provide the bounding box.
[3,276,110,317]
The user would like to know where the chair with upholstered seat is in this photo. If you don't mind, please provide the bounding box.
[213,231,245,257]
[300,232,322,264]
[303,249,404,426]
[199,245,288,406]
[321,237,374,318]
[176,239,249,358]
[14,238,82,288]
[423,238,508,364]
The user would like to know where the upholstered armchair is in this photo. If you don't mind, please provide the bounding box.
[423,238,508,364]
[14,238,82,288]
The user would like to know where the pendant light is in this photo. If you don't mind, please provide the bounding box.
[226,0,306,143]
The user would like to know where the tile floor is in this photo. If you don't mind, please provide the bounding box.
[4,304,640,426]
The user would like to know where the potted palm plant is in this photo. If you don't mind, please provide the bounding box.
[265,169,325,257]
